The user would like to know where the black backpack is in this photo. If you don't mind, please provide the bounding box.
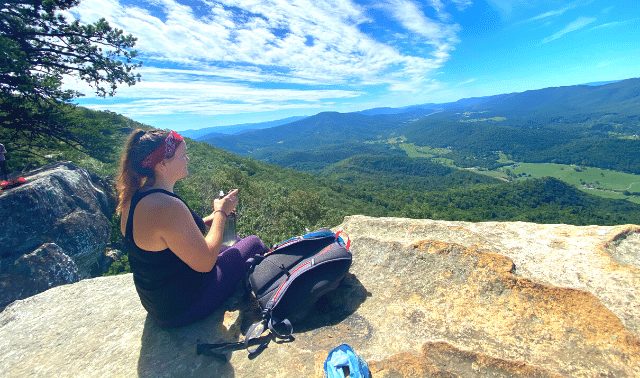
[197,228,352,358]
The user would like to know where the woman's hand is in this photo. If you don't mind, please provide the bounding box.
[204,189,239,227]
[213,188,239,216]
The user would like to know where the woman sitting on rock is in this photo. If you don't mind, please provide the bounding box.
[116,129,268,327]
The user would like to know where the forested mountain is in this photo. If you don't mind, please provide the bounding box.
[200,110,430,154]
[203,79,640,185]
[202,78,640,176]
[192,79,640,216]
[442,78,639,116]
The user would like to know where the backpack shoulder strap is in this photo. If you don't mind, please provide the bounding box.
[196,318,294,359]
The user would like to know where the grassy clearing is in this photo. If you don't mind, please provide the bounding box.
[396,142,640,204]
[387,136,407,144]
[468,168,509,180]
[583,188,640,204]
[498,162,640,203]
[432,157,457,167]
[628,182,640,192]
[400,143,452,158]
[609,132,640,140]
[504,163,640,190]
[496,152,514,164]
[628,197,640,205]
[460,116,507,123]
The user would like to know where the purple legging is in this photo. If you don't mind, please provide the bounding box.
[163,235,268,327]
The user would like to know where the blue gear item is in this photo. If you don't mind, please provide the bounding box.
[324,344,370,378]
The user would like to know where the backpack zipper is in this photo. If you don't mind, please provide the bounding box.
[264,234,335,256]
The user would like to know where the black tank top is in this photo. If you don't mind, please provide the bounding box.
[124,188,207,323]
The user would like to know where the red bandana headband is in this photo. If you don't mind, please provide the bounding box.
[141,130,184,169]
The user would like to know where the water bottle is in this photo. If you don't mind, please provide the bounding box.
[219,190,237,246]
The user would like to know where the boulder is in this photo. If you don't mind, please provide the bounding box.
[0,243,80,308]
[1,215,639,377]
[0,162,114,309]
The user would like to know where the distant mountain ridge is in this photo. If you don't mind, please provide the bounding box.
[202,78,640,180]
[200,108,446,159]
[185,79,628,136]
[392,77,637,116]
[441,78,640,115]
[180,115,308,139]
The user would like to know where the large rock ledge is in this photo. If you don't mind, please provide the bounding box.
[1,215,639,377]
[0,162,114,309]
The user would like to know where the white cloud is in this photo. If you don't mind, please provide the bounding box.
[595,60,612,69]
[384,0,460,77]
[67,0,389,82]
[61,0,472,120]
[456,78,477,86]
[388,0,446,37]
[66,0,464,89]
[450,0,473,11]
[485,0,521,18]
[517,1,592,25]
[601,6,614,14]
[82,100,317,117]
[523,6,571,23]
[591,18,639,30]
[67,67,362,116]
[542,16,596,44]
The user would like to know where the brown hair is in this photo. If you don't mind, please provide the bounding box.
[115,129,181,215]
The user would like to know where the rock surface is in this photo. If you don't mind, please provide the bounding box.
[0,162,114,309]
[1,215,639,377]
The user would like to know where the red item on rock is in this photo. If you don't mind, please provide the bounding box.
[0,177,27,190]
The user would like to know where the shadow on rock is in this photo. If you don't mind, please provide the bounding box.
[229,273,372,356]
[295,273,371,332]
[235,273,371,334]
[137,303,242,377]
[137,273,371,368]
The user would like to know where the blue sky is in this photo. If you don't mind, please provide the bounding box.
[65,0,640,131]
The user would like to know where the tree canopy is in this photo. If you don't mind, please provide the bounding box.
[0,0,141,160]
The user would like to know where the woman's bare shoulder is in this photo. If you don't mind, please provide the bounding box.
[136,192,188,218]
[130,193,192,251]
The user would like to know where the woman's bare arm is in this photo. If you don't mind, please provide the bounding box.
[154,197,226,272]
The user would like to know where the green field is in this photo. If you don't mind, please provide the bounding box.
[397,143,640,205]
[399,143,452,158]
[466,168,509,181]
[460,116,507,123]
[496,152,514,164]
[504,163,640,190]
[399,143,457,167]
[498,163,640,204]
